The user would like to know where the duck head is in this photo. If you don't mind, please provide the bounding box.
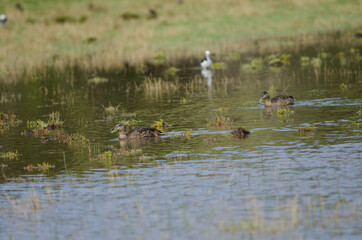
[111,123,126,133]
[112,123,127,139]
[259,91,270,103]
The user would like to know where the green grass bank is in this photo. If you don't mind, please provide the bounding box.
[0,0,361,81]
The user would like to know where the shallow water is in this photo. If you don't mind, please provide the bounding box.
[0,46,361,239]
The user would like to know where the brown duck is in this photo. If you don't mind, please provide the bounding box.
[260,91,294,107]
[229,127,250,138]
[111,123,164,140]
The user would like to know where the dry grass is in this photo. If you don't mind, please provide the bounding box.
[0,0,361,82]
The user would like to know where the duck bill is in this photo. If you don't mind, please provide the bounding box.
[259,97,263,103]
[111,128,117,133]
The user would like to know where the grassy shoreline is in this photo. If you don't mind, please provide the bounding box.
[0,0,361,82]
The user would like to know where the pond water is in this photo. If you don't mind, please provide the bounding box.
[0,46,361,239]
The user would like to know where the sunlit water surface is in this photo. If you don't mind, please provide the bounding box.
[0,46,361,239]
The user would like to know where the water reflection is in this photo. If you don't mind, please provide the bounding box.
[201,68,213,101]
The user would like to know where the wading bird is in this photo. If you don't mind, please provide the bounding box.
[200,50,212,69]
[0,14,7,25]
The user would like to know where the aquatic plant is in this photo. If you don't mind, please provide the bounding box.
[212,62,226,70]
[356,107,362,117]
[142,76,179,97]
[47,112,64,129]
[241,58,263,73]
[311,57,322,68]
[152,119,168,131]
[97,148,142,161]
[152,54,165,65]
[276,108,295,117]
[345,121,360,129]
[224,52,240,61]
[299,125,315,132]
[165,67,180,76]
[26,112,64,134]
[88,76,108,84]
[1,150,19,159]
[102,102,122,115]
[300,56,310,66]
[203,137,218,142]
[57,133,88,144]
[0,112,21,130]
[266,85,278,97]
[216,107,229,113]
[267,53,291,68]
[119,119,140,132]
[207,115,233,127]
[23,162,55,172]
[97,151,114,161]
[171,132,191,140]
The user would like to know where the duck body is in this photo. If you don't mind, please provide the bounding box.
[260,91,294,107]
[112,123,164,140]
[230,127,250,138]
[200,50,212,69]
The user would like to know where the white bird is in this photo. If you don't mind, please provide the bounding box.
[200,50,212,69]
[0,14,7,25]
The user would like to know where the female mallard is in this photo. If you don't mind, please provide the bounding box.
[112,123,164,140]
[229,127,250,138]
[260,91,294,107]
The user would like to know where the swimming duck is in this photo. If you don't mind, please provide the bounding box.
[229,127,250,138]
[111,123,165,140]
[200,50,212,69]
[260,91,294,107]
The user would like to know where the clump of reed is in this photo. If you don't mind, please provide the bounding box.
[165,67,180,76]
[171,132,191,140]
[299,125,315,132]
[88,76,108,85]
[102,102,122,115]
[97,149,142,161]
[216,107,229,113]
[344,121,360,129]
[23,162,55,172]
[141,76,180,98]
[0,112,22,130]
[1,150,19,159]
[119,119,140,132]
[57,133,88,144]
[26,111,64,134]
[276,108,295,117]
[152,119,168,131]
[207,115,233,127]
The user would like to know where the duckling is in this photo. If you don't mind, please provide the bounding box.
[229,127,250,138]
[200,50,212,69]
[260,91,294,107]
[112,123,164,140]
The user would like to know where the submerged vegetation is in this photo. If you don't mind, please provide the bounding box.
[0,112,21,130]
[1,150,19,159]
[26,111,64,134]
[207,115,233,127]
[23,162,55,172]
